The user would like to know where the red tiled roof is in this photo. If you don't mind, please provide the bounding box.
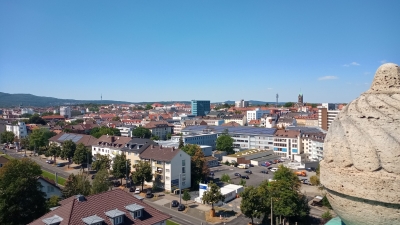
[29,189,170,225]
[42,115,65,120]
[248,119,261,125]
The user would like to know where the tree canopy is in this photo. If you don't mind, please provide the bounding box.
[92,154,112,171]
[29,128,56,149]
[182,189,191,204]
[28,114,46,125]
[181,144,199,156]
[190,146,209,187]
[0,158,47,225]
[202,181,224,210]
[131,161,152,191]
[73,143,92,171]
[0,131,15,144]
[284,102,294,107]
[112,154,131,184]
[91,169,111,194]
[132,127,151,138]
[46,143,61,164]
[240,186,265,225]
[90,126,121,138]
[216,133,234,154]
[61,140,76,168]
[62,173,91,198]
[145,104,152,110]
[178,135,184,148]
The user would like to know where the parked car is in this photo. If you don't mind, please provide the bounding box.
[234,173,241,176]
[146,189,153,198]
[260,170,268,174]
[306,167,316,172]
[171,200,179,207]
[134,188,140,194]
[269,161,274,164]
[270,168,278,172]
[242,175,249,179]
[46,160,54,164]
[129,187,135,192]
[113,181,121,187]
[244,170,252,174]
[249,164,254,167]
[209,172,214,176]
[56,163,64,167]
[302,179,312,185]
[178,204,186,211]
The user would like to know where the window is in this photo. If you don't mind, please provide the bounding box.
[182,181,185,186]
[182,160,185,166]
[47,186,54,192]
[156,161,162,165]
[94,148,96,151]
[114,216,123,224]
[182,167,186,173]
[166,169,170,172]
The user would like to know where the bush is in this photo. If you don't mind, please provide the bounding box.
[224,160,230,166]
[221,174,231,183]
[321,210,333,221]
[310,175,320,186]
[322,195,332,209]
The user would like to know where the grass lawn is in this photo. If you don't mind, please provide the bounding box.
[41,170,66,186]
[166,220,180,225]
[0,154,14,160]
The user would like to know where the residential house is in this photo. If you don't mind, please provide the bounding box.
[120,138,156,170]
[276,117,297,129]
[91,135,132,164]
[49,132,98,148]
[221,121,241,127]
[246,108,270,123]
[202,118,225,126]
[140,145,191,191]
[6,121,28,139]
[248,119,261,127]
[302,132,326,160]
[260,114,278,128]
[143,121,174,140]
[223,114,246,126]
[29,189,170,225]
[116,125,135,137]
[38,177,62,200]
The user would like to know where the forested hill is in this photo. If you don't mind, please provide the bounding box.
[0,92,132,107]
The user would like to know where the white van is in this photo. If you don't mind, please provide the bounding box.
[238,164,249,169]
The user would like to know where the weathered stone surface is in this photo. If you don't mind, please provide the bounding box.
[320,63,400,225]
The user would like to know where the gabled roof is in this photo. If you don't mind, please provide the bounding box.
[49,132,98,147]
[29,189,170,225]
[140,145,181,162]
[120,138,156,154]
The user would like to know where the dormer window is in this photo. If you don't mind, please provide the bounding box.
[125,203,144,219]
[105,209,125,225]
[82,215,104,225]
[42,214,63,225]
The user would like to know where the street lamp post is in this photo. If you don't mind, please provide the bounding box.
[179,173,182,205]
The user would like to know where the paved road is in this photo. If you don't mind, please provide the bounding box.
[5,149,71,179]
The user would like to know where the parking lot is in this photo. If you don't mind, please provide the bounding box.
[209,161,317,188]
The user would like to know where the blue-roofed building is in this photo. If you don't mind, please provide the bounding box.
[191,100,211,116]
[181,125,276,151]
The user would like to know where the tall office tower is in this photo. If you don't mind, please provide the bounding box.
[191,100,211,116]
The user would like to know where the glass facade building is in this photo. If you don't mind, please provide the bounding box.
[191,100,211,116]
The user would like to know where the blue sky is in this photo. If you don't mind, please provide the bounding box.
[0,1,399,103]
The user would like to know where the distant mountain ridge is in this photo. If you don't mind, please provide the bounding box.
[0,92,132,107]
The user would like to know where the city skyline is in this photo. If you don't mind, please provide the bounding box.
[1,1,399,103]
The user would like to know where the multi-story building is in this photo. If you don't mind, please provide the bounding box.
[246,108,270,123]
[121,138,156,169]
[21,108,34,115]
[260,114,278,128]
[318,107,340,131]
[91,135,132,164]
[143,121,174,140]
[182,125,276,151]
[224,115,246,126]
[140,145,191,191]
[301,132,326,160]
[273,130,302,160]
[116,125,135,137]
[171,133,217,149]
[202,119,225,126]
[235,99,249,108]
[29,189,171,225]
[6,121,27,139]
[60,106,71,118]
[305,118,319,127]
[191,100,211,116]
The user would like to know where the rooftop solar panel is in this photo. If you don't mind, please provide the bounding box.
[58,133,70,141]
[182,125,276,136]
[71,135,83,142]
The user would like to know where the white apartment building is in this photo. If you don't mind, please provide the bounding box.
[246,108,270,123]
[143,121,174,140]
[301,132,326,160]
[260,114,277,128]
[140,145,191,191]
[6,121,28,139]
[116,126,135,137]
[273,130,302,160]
[60,106,71,118]
[235,99,249,108]
[224,115,246,126]
[318,107,340,131]
[21,108,34,115]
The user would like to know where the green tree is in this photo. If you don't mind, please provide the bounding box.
[20,113,32,118]
[111,116,120,121]
[178,135,184,148]
[202,181,225,212]
[166,132,172,140]
[216,133,234,154]
[181,144,199,156]
[284,102,294,107]
[145,104,152,110]
[220,173,231,183]
[273,165,301,189]
[0,158,47,225]
[73,143,92,171]
[321,210,333,222]
[47,195,60,209]
[91,169,111,194]
[20,136,30,150]
[47,143,61,164]
[28,114,46,125]
[90,126,121,138]
[190,147,209,187]
[309,175,320,186]
[239,179,246,187]
[112,154,131,184]
[150,135,160,140]
[182,189,191,205]
[92,154,112,171]
[62,173,91,198]
[132,127,151,138]
[0,131,15,144]
[61,140,76,168]
[131,161,152,191]
[240,186,264,225]
[29,128,56,150]
[322,195,332,209]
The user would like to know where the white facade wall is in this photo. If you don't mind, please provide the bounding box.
[60,106,71,118]
[92,146,123,165]
[273,136,302,160]
[21,108,34,115]
[246,108,270,123]
[6,122,27,139]
[38,179,62,199]
[116,126,134,137]
[149,127,173,140]
[163,150,191,191]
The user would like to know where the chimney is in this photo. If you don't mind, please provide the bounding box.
[151,145,154,149]
[111,136,115,142]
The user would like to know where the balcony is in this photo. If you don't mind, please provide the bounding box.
[155,167,163,174]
